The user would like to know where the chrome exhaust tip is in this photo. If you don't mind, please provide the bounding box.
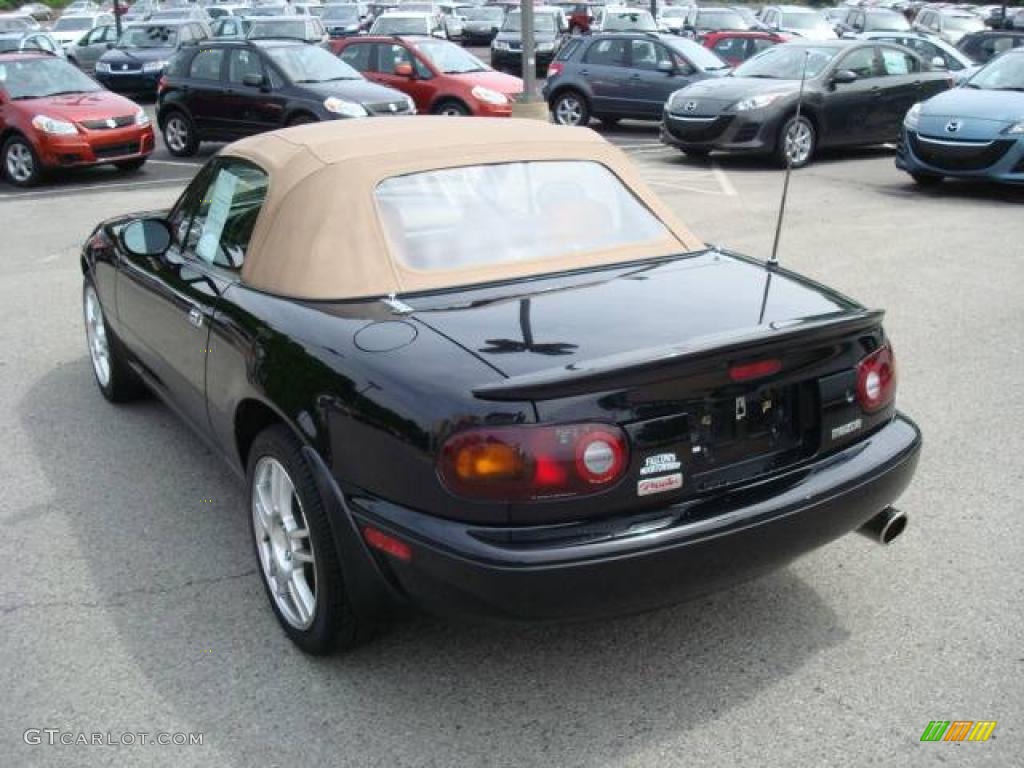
[858,507,907,545]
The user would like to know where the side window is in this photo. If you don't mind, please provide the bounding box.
[629,39,661,71]
[83,27,103,45]
[712,36,746,60]
[880,47,919,75]
[851,11,863,30]
[23,35,44,51]
[192,23,207,41]
[183,162,269,270]
[555,37,582,61]
[179,26,193,44]
[377,43,413,74]
[340,42,373,71]
[227,48,263,84]
[750,38,777,55]
[583,38,627,66]
[839,46,878,78]
[103,26,118,43]
[189,47,224,80]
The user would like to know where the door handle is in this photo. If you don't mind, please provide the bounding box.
[629,73,641,80]
[188,307,203,329]
[579,69,589,76]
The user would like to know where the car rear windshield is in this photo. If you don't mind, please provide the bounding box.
[733,44,838,78]
[604,10,657,31]
[463,8,503,22]
[323,5,359,21]
[0,18,30,31]
[248,19,308,39]
[375,161,671,272]
[120,25,178,47]
[865,11,910,31]
[503,11,557,33]
[0,56,101,98]
[944,15,984,32]
[52,16,93,31]
[696,9,750,31]
[781,11,830,31]
[372,16,428,34]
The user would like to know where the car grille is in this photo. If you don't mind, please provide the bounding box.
[109,62,143,73]
[364,100,413,116]
[93,141,141,160]
[80,115,135,130]
[665,115,734,143]
[734,122,761,143]
[909,132,1015,172]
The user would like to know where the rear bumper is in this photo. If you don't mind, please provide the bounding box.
[345,414,922,622]
[35,126,155,169]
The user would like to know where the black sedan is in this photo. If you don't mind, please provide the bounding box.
[80,118,921,654]
[661,40,951,167]
[95,20,209,95]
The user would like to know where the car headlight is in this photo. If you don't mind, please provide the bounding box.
[1005,121,1024,135]
[492,40,510,51]
[904,102,922,131]
[731,92,784,112]
[134,107,150,126]
[31,115,78,135]
[345,24,358,31]
[95,61,111,73]
[323,97,367,118]
[143,60,167,73]
[471,85,508,106]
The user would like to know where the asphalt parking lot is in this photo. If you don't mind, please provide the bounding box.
[3,98,1023,766]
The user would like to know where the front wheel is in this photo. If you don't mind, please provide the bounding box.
[775,114,816,169]
[2,134,42,187]
[83,278,146,402]
[551,90,589,126]
[432,99,469,116]
[248,425,371,655]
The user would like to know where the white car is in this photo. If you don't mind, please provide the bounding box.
[760,5,837,40]
[49,13,114,50]
[369,10,446,38]
[591,6,658,33]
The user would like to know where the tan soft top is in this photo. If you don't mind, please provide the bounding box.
[226,117,703,300]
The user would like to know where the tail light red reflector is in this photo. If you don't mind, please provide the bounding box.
[729,358,782,382]
[546,62,563,78]
[362,526,412,562]
[856,343,897,413]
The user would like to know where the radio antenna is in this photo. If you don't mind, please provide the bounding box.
[768,50,811,267]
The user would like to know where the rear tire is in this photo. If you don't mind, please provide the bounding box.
[83,278,147,403]
[911,171,943,186]
[161,110,199,157]
[247,425,373,655]
[551,89,589,126]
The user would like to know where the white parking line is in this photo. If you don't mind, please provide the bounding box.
[147,159,204,167]
[640,164,738,198]
[0,176,192,201]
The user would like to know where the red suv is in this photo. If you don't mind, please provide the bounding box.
[0,53,153,186]
[701,31,788,67]
[334,36,523,116]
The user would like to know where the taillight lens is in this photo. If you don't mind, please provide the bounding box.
[546,61,564,78]
[856,343,897,413]
[439,424,628,501]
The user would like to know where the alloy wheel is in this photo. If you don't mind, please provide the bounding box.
[252,457,318,630]
[554,95,583,126]
[83,284,111,388]
[5,141,34,184]
[164,116,189,154]
[784,119,813,166]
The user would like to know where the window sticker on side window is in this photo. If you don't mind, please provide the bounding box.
[196,169,239,263]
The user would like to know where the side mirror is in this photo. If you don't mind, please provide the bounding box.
[120,218,171,258]
[394,61,414,77]
[831,69,858,85]
[657,60,674,74]
[931,55,946,69]
[242,72,265,87]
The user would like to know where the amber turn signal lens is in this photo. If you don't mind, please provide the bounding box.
[454,441,523,481]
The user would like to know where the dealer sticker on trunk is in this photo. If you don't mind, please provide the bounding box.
[638,473,683,497]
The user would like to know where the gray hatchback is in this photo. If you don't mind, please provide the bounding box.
[542,32,729,126]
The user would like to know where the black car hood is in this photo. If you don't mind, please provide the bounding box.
[100,46,177,64]
[677,76,801,102]
[301,78,407,104]
[407,251,857,379]
[494,30,560,44]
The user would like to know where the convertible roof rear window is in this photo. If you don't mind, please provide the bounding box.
[375,161,672,273]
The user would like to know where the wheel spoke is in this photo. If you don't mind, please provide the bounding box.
[291,549,314,564]
[254,482,274,533]
[289,574,315,624]
[287,527,308,541]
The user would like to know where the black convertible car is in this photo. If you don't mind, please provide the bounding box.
[80,119,921,654]
[661,40,951,167]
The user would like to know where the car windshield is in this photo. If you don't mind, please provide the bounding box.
[503,11,557,33]
[865,11,910,31]
[323,5,359,21]
[416,40,487,73]
[0,18,30,31]
[400,3,433,12]
[265,43,362,81]
[0,56,102,98]
[120,25,178,47]
[248,19,309,38]
[781,11,830,31]
[372,15,428,33]
[667,38,731,70]
[944,15,984,32]
[463,7,503,21]
[733,44,838,78]
[52,16,94,31]
[661,8,689,19]
[151,10,190,19]
[696,9,749,31]
[604,10,656,31]
[375,161,671,272]
[246,6,289,16]
[966,51,1024,90]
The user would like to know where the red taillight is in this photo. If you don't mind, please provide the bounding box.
[439,424,629,501]
[362,526,412,561]
[729,358,782,382]
[546,61,564,78]
[856,343,897,413]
